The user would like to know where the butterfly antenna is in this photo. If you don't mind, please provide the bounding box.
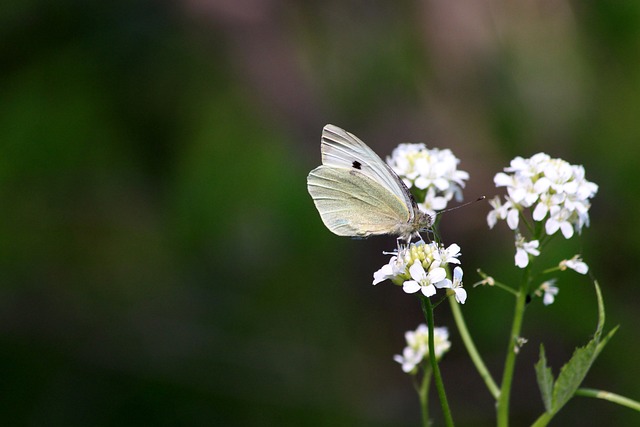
[434,196,486,219]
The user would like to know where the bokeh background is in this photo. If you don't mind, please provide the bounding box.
[2,1,639,425]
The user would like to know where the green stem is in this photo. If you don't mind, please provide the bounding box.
[530,411,553,427]
[449,297,500,399]
[492,281,519,297]
[576,388,640,412]
[419,367,433,427]
[496,269,530,427]
[475,269,518,297]
[421,296,455,427]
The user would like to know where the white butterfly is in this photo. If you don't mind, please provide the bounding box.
[307,124,432,242]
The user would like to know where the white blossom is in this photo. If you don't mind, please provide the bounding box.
[545,206,574,239]
[435,243,462,265]
[420,187,448,218]
[535,279,559,306]
[560,255,589,275]
[373,256,406,285]
[373,241,468,302]
[487,196,520,230]
[488,153,597,238]
[387,143,469,209]
[436,266,467,304]
[393,325,451,373]
[515,236,540,268]
[403,261,445,297]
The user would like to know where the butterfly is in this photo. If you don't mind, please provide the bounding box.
[307,124,432,243]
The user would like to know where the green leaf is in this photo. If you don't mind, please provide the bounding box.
[593,280,605,339]
[548,279,617,414]
[535,344,554,413]
[532,279,619,425]
[551,339,598,412]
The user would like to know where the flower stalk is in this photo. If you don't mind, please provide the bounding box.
[417,367,432,427]
[497,267,531,426]
[421,296,454,427]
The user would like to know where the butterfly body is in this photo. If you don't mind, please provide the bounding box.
[307,125,432,241]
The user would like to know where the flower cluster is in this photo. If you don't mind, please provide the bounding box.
[488,153,598,238]
[386,143,469,217]
[373,241,467,304]
[488,153,598,269]
[393,324,451,373]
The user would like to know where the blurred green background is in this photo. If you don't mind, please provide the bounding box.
[2,1,639,425]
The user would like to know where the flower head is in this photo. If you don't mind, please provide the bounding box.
[372,241,466,301]
[387,143,469,210]
[489,155,596,272]
[393,324,451,373]
[488,154,597,239]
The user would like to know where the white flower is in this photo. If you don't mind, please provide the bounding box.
[414,155,451,191]
[532,193,565,222]
[507,176,540,207]
[505,153,551,177]
[545,206,574,239]
[393,325,451,373]
[487,196,519,230]
[387,143,469,210]
[436,266,467,304]
[403,261,446,297]
[560,255,589,274]
[435,243,461,265]
[373,256,406,285]
[515,236,540,268]
[536,279,559,306]
[373,241,464,301]
[388,143,425,185]
[489,153,597,239]
[420,187,448,217]
[394,346,425,373]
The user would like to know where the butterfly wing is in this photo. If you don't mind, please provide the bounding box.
[307,165,410,237]
[320,124,418,218]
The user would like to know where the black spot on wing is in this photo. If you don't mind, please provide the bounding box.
[352,160,362,170]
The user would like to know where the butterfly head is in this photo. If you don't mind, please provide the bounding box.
[415,210,434,232]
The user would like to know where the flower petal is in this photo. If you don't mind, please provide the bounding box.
[455,288,467,304]
[373,263,393,285]
[421,284,436,297]
[453,266,463,281]
[435,278,452,289]
[507,208,519,230]
[427,267,446,284]
[515,248,529,268]
[409,261,427,281]
[560,222,574,239]
[403,280,421,294]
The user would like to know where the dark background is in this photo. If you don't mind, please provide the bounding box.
[1,1,639,425]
